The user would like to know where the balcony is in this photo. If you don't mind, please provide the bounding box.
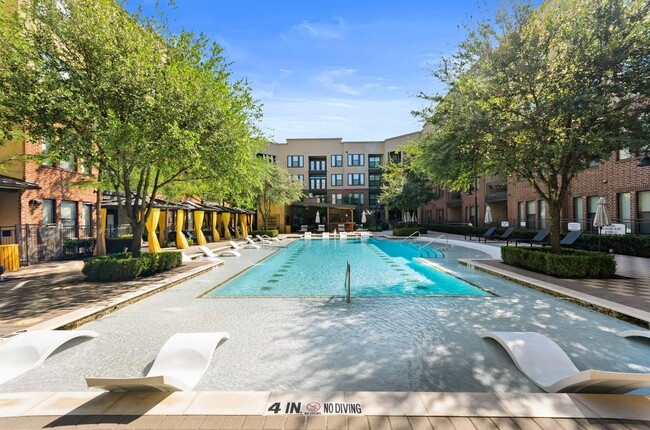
[309,188,327,195]
[485,182,508,202]
[446,191,462,207]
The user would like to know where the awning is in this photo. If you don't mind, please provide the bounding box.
[0,175,40,190]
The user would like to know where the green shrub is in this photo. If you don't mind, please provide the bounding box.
[501,246,616,278]
[83,251,182,282]
[392,226,429,236]
[252,229,279,237]
[570,233,650,257]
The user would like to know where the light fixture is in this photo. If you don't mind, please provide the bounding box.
[638,148,650,167]
[29,199,43,206]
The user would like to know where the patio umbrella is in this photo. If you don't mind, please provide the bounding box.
[315,211,320,224]
[361,211,367,226]
[593,197,611,251]
[484,206,493,225]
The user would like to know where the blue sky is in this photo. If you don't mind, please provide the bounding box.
[126,1,533,142]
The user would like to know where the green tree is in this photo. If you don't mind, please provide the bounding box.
[414,0,649,252]
[254,162,304,230]
[0,0,265,255]
[379,160,437,214]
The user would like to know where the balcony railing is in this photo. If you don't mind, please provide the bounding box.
[446,191,462,207]
[485,182,508,202]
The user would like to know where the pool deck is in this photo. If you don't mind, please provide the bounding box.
[0,235,649,429]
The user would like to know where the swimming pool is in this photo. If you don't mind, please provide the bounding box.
[206,238,490,297]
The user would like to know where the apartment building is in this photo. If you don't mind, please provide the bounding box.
[263,132,421,230]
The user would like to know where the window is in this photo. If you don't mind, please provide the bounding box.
[388,151,401,163]
[82,204,92,237]
[41,139,51,166]
[638,191,650,234]
[368,174,382,187]
[309,176,326,190]
[618,193,630,232]
[573,197,584,226]
[331,155,342,167]
[80,159,91,174]
[331,174,342,186]
[348,193,364,205]
[368,155,382,168]
[538,200,547,229]
[59,154,75,171]
[347,154,364,166]
[347,173,365,186]
[526,201,536,228]
[291,174,304,184]
[465,206,476,224]
[369,193,379,208]
[287,155,304,168]
[587,196,599,231]
[331,193,342,205]
[309,159,326,171]
[61,200,77,239]
[517,202,525,225]
[43,199,55,224]
[618,148,631,160]
[588,159,600,168]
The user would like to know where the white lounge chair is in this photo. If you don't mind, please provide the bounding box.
[618,330,650,339]
[243,237,262,249]
[86,332,230,392]
[0,330,98,385]
[181,252,193,263]
[480,331,650,394]
[300,225,308,233]
[197,246,226,263]
[322,232,330,240]
[317,225,325,232]
[217,242,241,257]
[339,232,348,240]
[256,234,281,244]
[303,232,312,240]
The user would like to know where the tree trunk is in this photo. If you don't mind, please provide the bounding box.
[548,201,563,254]
[94,185,106,256]
[131,223,145,257]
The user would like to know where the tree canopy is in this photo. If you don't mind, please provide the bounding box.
[412,0,649,252]
[379,160,437,212]
[254,162,304,231]
[0,0,266,255]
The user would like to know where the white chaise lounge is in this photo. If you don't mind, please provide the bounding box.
[216,242,241,257]
[244,237,262,249]
[256,235,285,248]
[0,330,98,385]
[303,232,312,239]
[86,332,230,392]
[197,246,226,263]
[339,232,348,240]
[618,330,650,339]
[480,331,650,394]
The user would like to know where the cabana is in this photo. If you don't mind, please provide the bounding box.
[288,202,356,233]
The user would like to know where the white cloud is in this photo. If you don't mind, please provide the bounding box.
[296,18,346,40]
[313,68,390,96]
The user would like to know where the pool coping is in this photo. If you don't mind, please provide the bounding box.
[0,391,649,420]
[459,259,650,326]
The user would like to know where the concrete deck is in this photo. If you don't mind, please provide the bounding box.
[0,235,649,429]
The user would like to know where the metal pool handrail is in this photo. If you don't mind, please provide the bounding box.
[345,261,351,303]
[400,231,421,242]
[417,235,448,258]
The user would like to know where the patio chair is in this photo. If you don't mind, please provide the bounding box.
[198,246,226,263]
[465,226,497,242]
[0,330,98,385]
[480,331,650,393]
[513,229,550,247]
[243,237,262,249]
[300,225,308,233]
[255,235,285,248]
[86,332,230,392]
[338,224,346,232]
[216,242,241,257]
[483,227,515,243]
[339,231,348,240]
[560,230,582,247]
[322,232,330,240]
[317,225,325,232]
[303,232,312,240]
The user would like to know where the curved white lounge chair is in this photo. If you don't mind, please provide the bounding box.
[617,330,650,339]
[480,331,650,394]
[86,332,230,392]
[217,242,241,257]
[339,232,348,240]
[244,237,262,249]
[322,232,330,240]
[197,246,226,263]
[303,232,312,240]
[0,330,98,385]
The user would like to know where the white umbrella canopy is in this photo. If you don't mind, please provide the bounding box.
[484,206,493,224]
[315,211,320,224]
[593,197,610,228]
[361,212,367,224]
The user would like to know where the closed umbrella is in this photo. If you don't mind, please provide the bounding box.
[484,206,493,225]
[315,211,320,224]
[593,197,611,251]
[361,211,367,226]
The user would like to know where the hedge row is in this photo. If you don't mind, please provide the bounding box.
[83,251,182,282]
[392,226,429,236]
[501,246,616,278]
[251,229,279,237]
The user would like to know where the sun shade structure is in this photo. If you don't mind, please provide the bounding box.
[86,332,230,392]
[0,330,98,385]
[480,331,650,394]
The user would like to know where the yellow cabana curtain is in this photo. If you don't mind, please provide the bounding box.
[146,208,162,253]
[211,212,220,241]
[158,210,166,246]
[239,213,247,237]
[221,212,232,240]
[98,208,107,255]
[194,210,207,245]
[175,209,189,249]
[248,214,253,233]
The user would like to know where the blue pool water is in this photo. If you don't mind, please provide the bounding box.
[206,238,490,297]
